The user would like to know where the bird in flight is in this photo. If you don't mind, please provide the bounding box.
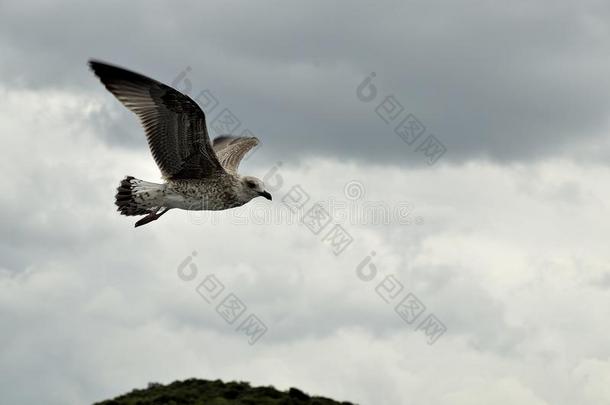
[89,60,272,228]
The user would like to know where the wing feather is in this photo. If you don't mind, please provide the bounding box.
[89,60,223,179]
[212,135,260,173]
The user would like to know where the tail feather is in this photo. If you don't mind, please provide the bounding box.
[115,176,160,216]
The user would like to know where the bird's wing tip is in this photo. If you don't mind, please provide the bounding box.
[87,59,104,69]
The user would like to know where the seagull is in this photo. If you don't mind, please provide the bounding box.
[89,60,272,228]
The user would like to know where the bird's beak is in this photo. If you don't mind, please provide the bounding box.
[259,190,272,201]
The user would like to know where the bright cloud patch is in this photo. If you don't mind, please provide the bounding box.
[1,84,609,404]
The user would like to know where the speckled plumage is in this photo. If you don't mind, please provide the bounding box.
[90,60,271,227]
[165,175,243,211]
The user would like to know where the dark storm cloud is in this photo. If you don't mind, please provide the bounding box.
[2,0,609,165]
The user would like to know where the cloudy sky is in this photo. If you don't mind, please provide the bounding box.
[1,1,610,404]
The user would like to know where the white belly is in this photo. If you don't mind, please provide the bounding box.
[163,191,232,211]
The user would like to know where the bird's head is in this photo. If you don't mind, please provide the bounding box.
[237,175,272,203]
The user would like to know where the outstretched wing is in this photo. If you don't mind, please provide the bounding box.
[89,60,224,179]
[212,135,260,173]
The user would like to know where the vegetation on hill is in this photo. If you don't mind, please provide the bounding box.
[94,378,356,405]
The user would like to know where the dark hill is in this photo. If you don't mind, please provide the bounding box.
[94,378,357,405]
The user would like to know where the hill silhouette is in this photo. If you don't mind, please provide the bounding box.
[94,378,356,405]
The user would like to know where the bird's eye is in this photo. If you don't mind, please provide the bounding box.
[246,181,256,188]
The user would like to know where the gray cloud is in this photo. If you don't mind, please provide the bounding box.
[2,2,610,405]
[2,0,610,164]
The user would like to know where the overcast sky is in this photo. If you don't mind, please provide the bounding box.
[1,1,610,404]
